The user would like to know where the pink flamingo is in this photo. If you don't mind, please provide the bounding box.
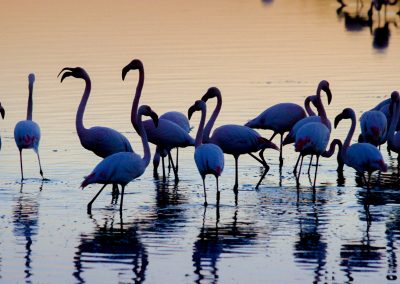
[334,108,388,187]
[386,91,400,163]
[59,66,134,194]
[188,100,224,206]
[122,60,194,182]
[359,109,387,147]
[14,74,45,180]
[201,87,278,196]
[246,80,332,166]
[0,102,5,150]
[82,105,158,214]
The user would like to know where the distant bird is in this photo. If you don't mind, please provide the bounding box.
[359,110,387,147]
[59,66,134,194]
[188,100,224,206]
[153,111,191,177]
[386,91,400,162]
[82,105,158,214]
[123,60,194,182]
[245,80,332,166]
[201,87,278,195]
[14,74,45,180]
[0,102,5,150]
[335,108,388,188]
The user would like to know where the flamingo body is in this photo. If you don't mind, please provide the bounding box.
[284,116,325,145]
[194,143,224,178]
[14,120,41,152]
[160,111,191,133]
[295,122,330,156]
[345,143,387,173]
[359,110,387,146]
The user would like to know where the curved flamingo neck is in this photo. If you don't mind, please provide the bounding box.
[137,110,151,166]
[195,105,207,148]
[323,139,342,158]
[304,96,316,116]
[27,81,34,120]
[203,93,221,143]
[76,75,91,136]
[316,90,329,128]
[131,66,145,132]
[388,101,400,147]
[342,111,356,159]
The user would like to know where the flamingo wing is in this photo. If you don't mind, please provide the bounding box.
[195,143,224,177]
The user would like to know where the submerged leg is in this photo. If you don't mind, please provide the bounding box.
[307,155,314,175]
[216,177,220,206]
[312,155,320,192]
[87,184,107,214]
[112,184,119,196]
[161,156,166,182]
[168,151,179,182]
[119,185,126,214]
[36,151,44,179]
[293,153,301,175]
[255,149,269,189]
[233,156,239,192]
[19,150,24,181]
[202,177,207,206]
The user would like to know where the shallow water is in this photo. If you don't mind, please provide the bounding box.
[1,0,400,283]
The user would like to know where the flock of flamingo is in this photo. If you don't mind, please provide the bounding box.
[3,59,397,214]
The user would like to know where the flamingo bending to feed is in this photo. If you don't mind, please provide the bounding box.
[82,105,158,214]
[334,108,388,187]
[188,100,224,206]
[14,74,45,180]
[245,80,332,166]
[201,87,278,195]
[59,66,133,194]
[0,102,5,150]
[122,60,194,182]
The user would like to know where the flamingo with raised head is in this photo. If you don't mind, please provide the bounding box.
[335,108,388,187]
[188,100,224,206]
[122,60,194,182]
[246,80,332,166]
[201,87,278,196]
[0,102,5,150]
[14,74,45,180]
[59,66,134,194]
[82,105,158,214]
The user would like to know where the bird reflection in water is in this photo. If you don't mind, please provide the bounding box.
[192,207,257,284]
[293,198,328,283]
[12,183,41,282]
[340,192,385,282]
[73,212,148,284]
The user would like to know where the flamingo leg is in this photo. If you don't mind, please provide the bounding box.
[248,153,263,165]
[293,153,301,175]
[312,155,320,191]
[233,156,239,192]
[168,152,172,172]
[161,156,166,182]
[87,184,107,214]
[367,172,372,190]
[112,184,119,196]
[36,151,44,179]
[202,177,207,206]
[307,155,314,175]
[19,150,24,181]
[297,155,304,186]
[279,134,284,167]
[176,148,179,172]
[255,149,270,189]
[216,177,220,206]
[119,185,125,214]
[168,151,179,182]
[269,132,277,141]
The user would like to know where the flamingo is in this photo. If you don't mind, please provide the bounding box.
[201,87,278,195]
[334,108,388,187]
[386,91,400,163]
[245,80,332,166]
[14,74,45,180]
[82,105,158,214]
[188,100,224,206]
[0,102,5,150]
[153,111,191,177]
[122,60,194,182]
[358,109,387,147]
[59,66,134,194]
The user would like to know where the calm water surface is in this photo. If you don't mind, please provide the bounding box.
[1,0,400,283]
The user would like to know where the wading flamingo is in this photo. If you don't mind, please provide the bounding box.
[82,105,158,214]
[386,91,400,163]
[201,87,278,197]
[246,80,332,166]
[59,66,133,194]
[14,74,45,180]
[188,100,224,206]
[358,110,387,147]
[0,102,5,150]
[334,108,388,188]
[122,60,194,182]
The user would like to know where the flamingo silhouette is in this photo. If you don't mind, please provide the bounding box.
[201,87,278,197]
[359,110,387,147]
[188,100,224,206]
[386,91,400,163]
[14,74,45,180]
[334,108,388,188]
[59,66,133,194]
[123,60,194,182]
[0,102,5,150]
[82,105,158,214]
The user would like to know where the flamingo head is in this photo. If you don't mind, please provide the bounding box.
[139,105,159,127]
[28,73,35,84]
[201,87,221,102]
[318,80,332,105]
[0,103,4,119]
[257,137,279,151]
[188,100,206,120]
[58,67,89,82]
[389,91,400,114]
[334,108,353,128]
[122,59,144,80]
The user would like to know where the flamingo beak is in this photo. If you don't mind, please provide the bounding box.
[150,111,159,128]
[122,59,142,81]
[334,114,343,129]
[58,67,74,82]
[0,104,4,119]
[188,105,196,120]
[325,88,332,105]
[122,64,130,81]
[267,140,279,151]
